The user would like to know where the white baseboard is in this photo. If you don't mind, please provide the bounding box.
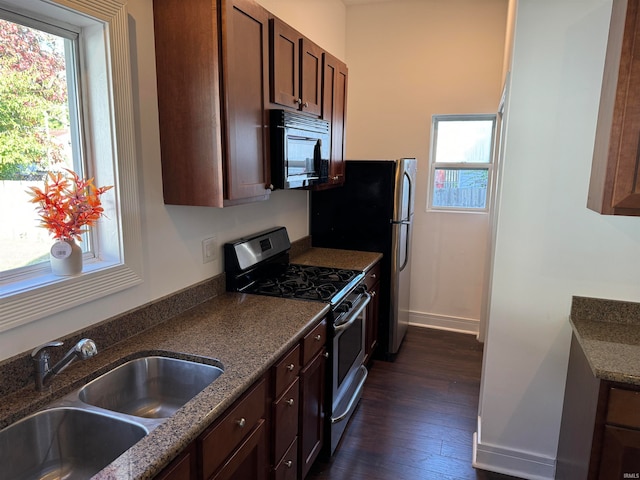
[472,431,556,480]
[409,311,480,335]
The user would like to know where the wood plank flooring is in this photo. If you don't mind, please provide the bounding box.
[307,326,522,480]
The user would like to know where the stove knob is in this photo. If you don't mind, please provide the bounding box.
[356,285,367,294]
[336,304,350,313]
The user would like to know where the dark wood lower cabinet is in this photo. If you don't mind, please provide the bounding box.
[557,333,640,479]
[299,349,325,479]
[211,420,268,480]
[599,426,640,479]
[155,444,197,480]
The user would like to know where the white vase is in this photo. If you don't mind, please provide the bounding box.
[50,239,83,276]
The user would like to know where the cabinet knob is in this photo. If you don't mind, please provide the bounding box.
[303,101,309,108]
[324,352,329,359]
[286,398,295,406]
[285,460,293,468]
[371,273,377,279]
[333,176,339,181]
[314,334,322,342]
[267,184,274,190]
[286,363,295,371]
[295,98,302,105]
[236,417,246,428]
[371,291,376,297]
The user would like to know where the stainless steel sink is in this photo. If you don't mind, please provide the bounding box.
[0,407,147,480]
[78,356,224,418]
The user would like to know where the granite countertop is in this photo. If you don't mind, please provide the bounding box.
[570,296,640,386]
[292,247,382,272]
[0,246,381,480]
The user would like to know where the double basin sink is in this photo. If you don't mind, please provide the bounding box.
[0,355,224,480]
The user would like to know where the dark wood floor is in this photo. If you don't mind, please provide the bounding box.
[307,326,522,480]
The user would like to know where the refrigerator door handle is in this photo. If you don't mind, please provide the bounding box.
[390,219,411,225]
[399,223,410,272]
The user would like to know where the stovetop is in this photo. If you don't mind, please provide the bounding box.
[224,227,365,307]
[241,263,362,304]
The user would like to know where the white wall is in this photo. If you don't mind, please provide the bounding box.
[345,0,508,334]
[475,1,640,478]
[0,0,347,363]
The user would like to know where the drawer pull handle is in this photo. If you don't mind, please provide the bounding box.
[286,398,295,406]
[324,352,329,359]
[285,460,293,468]
[372,273,377,279]
[314,334,322,341]
[236,417,246,428]
[286,363,295,371]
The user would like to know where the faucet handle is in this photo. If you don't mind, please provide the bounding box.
[31,341,64,360]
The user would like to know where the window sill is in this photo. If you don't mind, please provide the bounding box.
[0,260,142,333]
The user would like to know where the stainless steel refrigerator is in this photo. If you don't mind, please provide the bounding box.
[310,158,417,360]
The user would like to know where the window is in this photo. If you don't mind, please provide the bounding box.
[0,0,143,332]
[427,114,496,212]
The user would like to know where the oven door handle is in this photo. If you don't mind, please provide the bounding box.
[333,292,371,334]
[331,364,368,424]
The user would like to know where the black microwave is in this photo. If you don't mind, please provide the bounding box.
[270,109,330,189]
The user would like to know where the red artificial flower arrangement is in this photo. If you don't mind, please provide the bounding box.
[27,169,113,241]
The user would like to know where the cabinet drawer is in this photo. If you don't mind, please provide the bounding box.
[273,376,300,462]
[200,377,267,479]
[363,263,380,291]
[274,344,300,397]
[302,319,327,366]
[273,437,298,480]
[607,387,640,428]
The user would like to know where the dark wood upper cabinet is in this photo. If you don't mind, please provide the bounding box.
[588,0,640,215]
[270,17,322,116]
[153,0,271,207]
[219,0,272,204]
[318,52,348,188]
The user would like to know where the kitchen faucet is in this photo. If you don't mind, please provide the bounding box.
[31,338,98,391]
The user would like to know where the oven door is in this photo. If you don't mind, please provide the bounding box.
[329,291,370,454]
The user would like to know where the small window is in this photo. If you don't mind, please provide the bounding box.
[428,114,496,212]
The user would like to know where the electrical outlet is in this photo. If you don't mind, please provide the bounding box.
[202,236,217,264]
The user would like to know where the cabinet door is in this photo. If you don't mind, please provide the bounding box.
[154,443,196,480]
[299,349,326,479]
[598,425,640,480]
[270,17,300,109]
[588,0,640,215]
[211,419,268,480]
[220,0,271,204]
[299,39,322,116]
[320,52,347,188]
[365,281,379,364]
[153,0,224,207]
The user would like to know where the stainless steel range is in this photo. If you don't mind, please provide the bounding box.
[224,227,370,456]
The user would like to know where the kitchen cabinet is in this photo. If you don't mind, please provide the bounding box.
[155,444,197,480]
[199,377,268,480]
[314,53,348,189]
[556,333,640,478]
[269,17,322,116]
[299,320,327,478]
[363,262,380,365]
[588,0,640,215]
[271,343,300,479]
[153,0,271,208]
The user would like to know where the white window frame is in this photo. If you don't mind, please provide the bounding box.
[427,114,497,213]
[0,0,143,332]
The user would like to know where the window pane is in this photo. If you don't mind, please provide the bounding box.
[434,119,494,164]
[432,168,488,209]
[0,18,79,273]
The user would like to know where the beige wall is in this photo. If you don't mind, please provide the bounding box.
[345,0,508,334]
